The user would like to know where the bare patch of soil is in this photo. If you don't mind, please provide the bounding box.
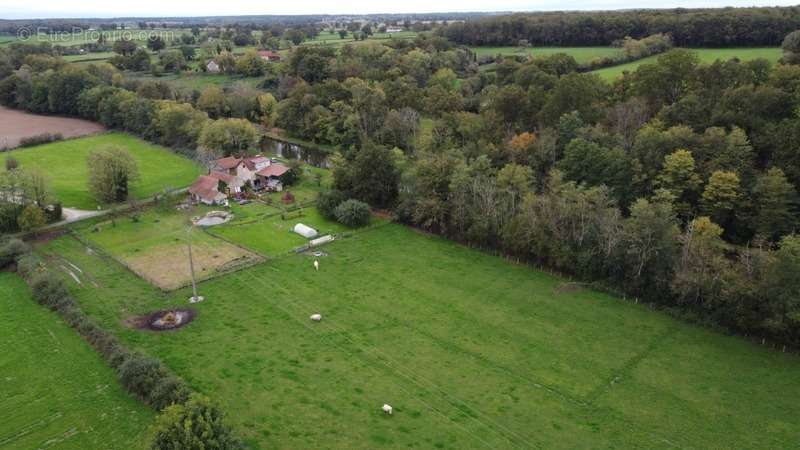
[0,106,106,149]
[124,240,262,291]
[126,309,196,331]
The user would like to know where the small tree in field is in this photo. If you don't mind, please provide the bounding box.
[150,394,242,450]
[17,205,46,231]
[5,156,18,171]
[88,145,140,204]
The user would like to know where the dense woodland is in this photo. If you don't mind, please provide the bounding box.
[2,24,800,347]
[439,7,800,47]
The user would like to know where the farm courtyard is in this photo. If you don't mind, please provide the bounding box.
[28,217,800,449]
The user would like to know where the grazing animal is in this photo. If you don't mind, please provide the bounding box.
[314,259,319,271]
[310,313,322,322]
[382,404,393,415]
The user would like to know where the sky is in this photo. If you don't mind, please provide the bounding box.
[0,0,797,20]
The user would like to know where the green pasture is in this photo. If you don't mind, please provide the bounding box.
[301,31,418,48]
[471,46,623,64]
[208,206,352,257]
[592,47,782,80]
[0,273,153,450]
[127,72,263,92]
[62,51,116,63]
[39,220,800,449]
[3,132,203,209]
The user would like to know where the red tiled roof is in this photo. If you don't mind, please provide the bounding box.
[188,175,221,201]
[213,157,242,170]
[257,163,290,177]
[257,50,280,59]
[243,156,269,170]
[209,171,234,184]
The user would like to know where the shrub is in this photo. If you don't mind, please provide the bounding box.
[119,354,168,404]
[0,239,29,269]
[150,376,191,411]
[334,199,371,227]
[18,132,64,148]
[4,155,19,170]
[29,272,71,309]
[317,189,347,220]
[15,253,43,278]
[150,394,242,450]
[17,205,47,232]
[108,345,133,369]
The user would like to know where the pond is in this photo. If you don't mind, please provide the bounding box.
[261,136,332,168]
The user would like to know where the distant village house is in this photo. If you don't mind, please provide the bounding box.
[206,60,221,73]
[257,51,281,62]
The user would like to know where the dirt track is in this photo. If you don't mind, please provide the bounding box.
[0,106,106,149]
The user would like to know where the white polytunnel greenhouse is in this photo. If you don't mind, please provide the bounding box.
[293,223,318,239]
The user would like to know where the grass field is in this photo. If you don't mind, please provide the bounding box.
[302,31,418,48]
[592,47,782,80]
[471,46,623,64]
[127,72,263,92]
[3,132,203,209]
[0,273,153,449]
[208,206,352,257]
[41,221,800,449]
[76,206,262,290]
[62,51,116,63]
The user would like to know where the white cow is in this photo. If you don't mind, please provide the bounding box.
[313,259,319,271]
[310,313,322,322]
[382,404,393,415]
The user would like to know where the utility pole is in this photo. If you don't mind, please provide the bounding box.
[187,225,204,303]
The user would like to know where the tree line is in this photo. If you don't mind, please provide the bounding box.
[438,7,800,47]
[270,38,800,347]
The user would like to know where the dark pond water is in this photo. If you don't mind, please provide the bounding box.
[261,136,332,168]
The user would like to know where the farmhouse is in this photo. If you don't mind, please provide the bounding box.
[206,60,221,73]
[253,162,290,192]
[188,175,228,205]
[257,50,281,62]
[189,155,291,204]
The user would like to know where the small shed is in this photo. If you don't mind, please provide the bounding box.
[293,223,318,239]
